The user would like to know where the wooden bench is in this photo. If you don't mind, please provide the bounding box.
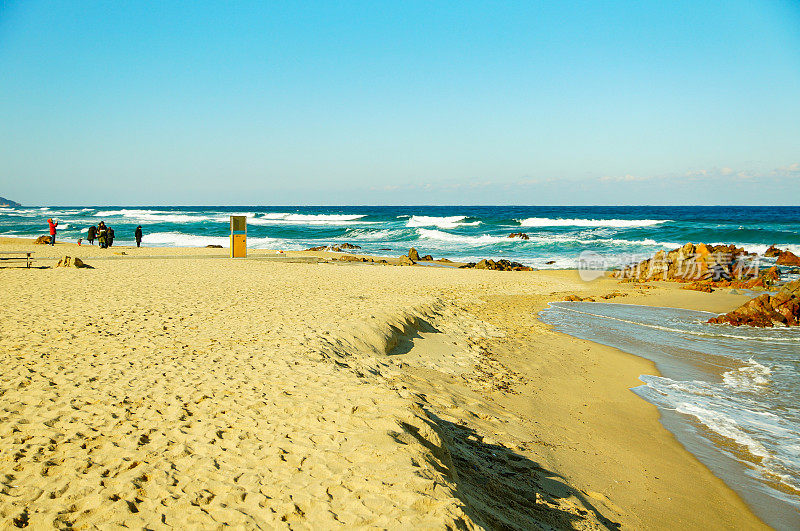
[0,252,33,268]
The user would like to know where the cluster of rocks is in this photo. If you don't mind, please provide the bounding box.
[336,255,387,264]
[507,232,530,240]
[34,235,52,244]
[305,243,362,253]
[613,243,755,283]
[562,292,626,302]
[407,248,434,262]
[708,279,800,327]
[459,259,532,271]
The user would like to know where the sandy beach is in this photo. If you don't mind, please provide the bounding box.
[0,238,766,529]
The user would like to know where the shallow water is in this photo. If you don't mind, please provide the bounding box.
[2,205,799,268]
[540,301,800,529]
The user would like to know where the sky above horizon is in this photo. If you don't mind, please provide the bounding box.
[1,1,799,206]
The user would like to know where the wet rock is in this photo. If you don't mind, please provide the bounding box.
[507,232,530,240]
[776,251,800,266]
[764,245,783,257]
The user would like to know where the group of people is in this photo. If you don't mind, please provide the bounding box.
[86,221,116,248]
[46,219,144,248]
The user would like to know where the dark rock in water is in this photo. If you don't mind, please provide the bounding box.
[765,244,783,258]
[408,248,420,261]
[206,244,223,248]
[379,248,392,251]
[337,243,361,250]
[545,260,556,265]
[507,232,530,240]
[708,279,800,327]
[776,250,800,266]
[34,235,51,244]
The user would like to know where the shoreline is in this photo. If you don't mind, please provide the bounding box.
[0,239,768,528]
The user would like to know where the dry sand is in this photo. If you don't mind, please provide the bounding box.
[0,239,766,529]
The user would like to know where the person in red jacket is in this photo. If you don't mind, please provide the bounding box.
[48,218,58,246]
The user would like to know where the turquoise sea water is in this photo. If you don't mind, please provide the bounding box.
[2,205,799,267]
[541,302,800,529]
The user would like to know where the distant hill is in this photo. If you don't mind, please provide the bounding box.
[0,196,21,207]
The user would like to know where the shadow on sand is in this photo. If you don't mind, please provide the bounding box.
[394,411,621,530]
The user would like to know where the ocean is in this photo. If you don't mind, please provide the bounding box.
[1,205,799,266]
[541,302,800,529]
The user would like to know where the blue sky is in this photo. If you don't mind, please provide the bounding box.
[1,1,799,205]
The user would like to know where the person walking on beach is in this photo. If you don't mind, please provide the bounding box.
[47,218,58,246]
[107,227,115,247]
[87,225,96,245]
[134,225,143,248]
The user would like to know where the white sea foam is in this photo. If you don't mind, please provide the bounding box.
[517,217,670,228]
[674,402,771,459]
[722,359,772,392]
[94,209,216,223]
[251,213,371,225]
[141,231,294,249]
[418,228,508,244]
[406,215,479,229]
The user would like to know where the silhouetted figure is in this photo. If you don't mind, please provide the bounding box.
[87,225,96,245]
[107,227,115,247]
[135,225,143,248]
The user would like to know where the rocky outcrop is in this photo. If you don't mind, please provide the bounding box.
[408,248,420,261]
[765,245,783,257]
[682,282,714,293]
[34,235,51,244]
[562,292,626,302]
[708,279,800,327]
[0,196,21,207]
[305,243,362,253]
[55,256,92,269]
[399,255,415,266]
[206,244,223,248]
[507,232,530,240]
[460,259,532,271]
[613,243,755,283]
[776,251,800,266]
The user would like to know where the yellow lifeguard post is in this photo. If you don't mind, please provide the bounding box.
[230,216,247,258]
